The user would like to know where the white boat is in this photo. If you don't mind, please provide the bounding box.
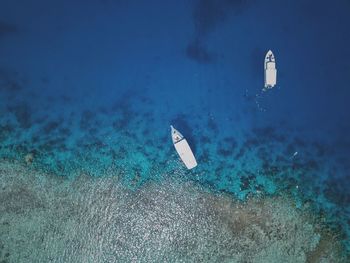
[264,50,277,90]
[170,125,197,169]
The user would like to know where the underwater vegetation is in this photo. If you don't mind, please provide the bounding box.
[0,160,347,263]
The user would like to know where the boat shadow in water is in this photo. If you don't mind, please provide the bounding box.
[171,115,197,154]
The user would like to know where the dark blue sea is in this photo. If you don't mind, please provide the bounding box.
[1,0,350,262]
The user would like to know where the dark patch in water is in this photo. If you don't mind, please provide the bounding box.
[98,106,109,115]
[324,177,350,206]
[37,143,52,153]
[0,72,23,92]
[200,135,211,144]
[274,134,286,143]
[253,126,274,139]
[160,136,168,144]
[60,95,72,103]
[257,147,268,160]
[38,137,67,152]
[262,163,281,177]
[276,155,288,164]
[110,93,137,132]
[240,175,253,190]
[111,90,135,113]
[217,148,233,157]
[251,47,265,79]
[301,159,319,171]
[192,0,246,37]
[140,96,153,105]
[142,129,150,136]
[185,40,215,64]
[311,141,328,157]
[8,103,32,128]
[31,134,41,144]
[252,126,286,143]
[123,130,137,140]
[40,76,50,84]
[112,118,128,131]
[293,137,306,147]
[80,110,95,130]
[198,151,210,163]
[88,127,98,136]
[234,147,245,160]
[243,137,259,149]
[215,166,224,178]
[285,143,297,156]
[42,121,60,134]
[207,117,218,132]
[171,114,196,153]
[187,0,248,64]
[142,112,153,120]
[0,20,18,38]
[35,115,49,124]
[116,146,127,159]
[0,123,14,142]
[58,127,72,137]
[217,137,237,157]
[14,143,30,154]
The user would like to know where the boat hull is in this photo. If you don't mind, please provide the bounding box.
[264,50,277,89]
[174,139,197,169]
[264,67,277,88]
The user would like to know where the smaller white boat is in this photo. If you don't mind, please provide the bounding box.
[264,50,277,90]
[171,125,197,169]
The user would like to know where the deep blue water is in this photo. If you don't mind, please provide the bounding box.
[1,0,350,260]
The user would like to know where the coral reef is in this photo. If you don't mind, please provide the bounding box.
[0,160,346,262]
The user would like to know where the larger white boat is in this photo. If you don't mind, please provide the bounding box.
[264,50,277,90]
[170,125,197,169]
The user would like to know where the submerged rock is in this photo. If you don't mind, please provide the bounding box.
[24,153,34,165]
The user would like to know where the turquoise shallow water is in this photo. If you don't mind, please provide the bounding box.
[1,0,350,261]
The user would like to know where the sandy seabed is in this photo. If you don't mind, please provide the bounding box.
[0,159,347,263]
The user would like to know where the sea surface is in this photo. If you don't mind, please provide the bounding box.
[1,0,350,262]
